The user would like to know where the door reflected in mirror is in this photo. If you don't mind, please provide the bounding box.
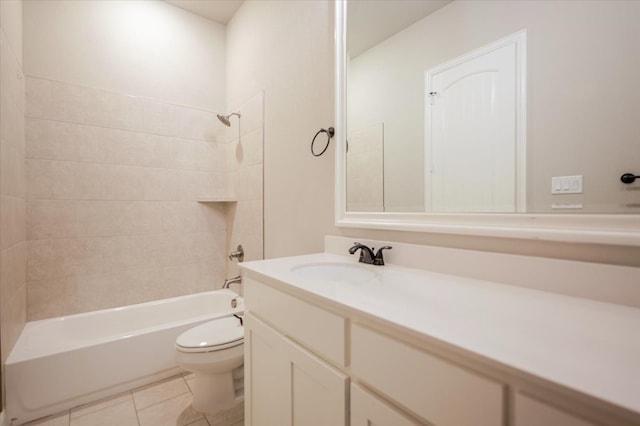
[345,0,640,214]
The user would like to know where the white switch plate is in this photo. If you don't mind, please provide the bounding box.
[551,175,583,194]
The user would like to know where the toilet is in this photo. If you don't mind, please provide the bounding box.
[175,316,244,414]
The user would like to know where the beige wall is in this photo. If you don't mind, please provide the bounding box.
[23,0,226,111]
[0,0,26,411]
[349,0,640,213]
[226,0,335,258]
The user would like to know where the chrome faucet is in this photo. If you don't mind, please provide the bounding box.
[348,243,392,266]
[222,275,242,289]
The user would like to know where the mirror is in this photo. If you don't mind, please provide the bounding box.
[343,0,640,214]
[334,0,640,245]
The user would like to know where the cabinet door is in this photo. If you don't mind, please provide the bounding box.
[245,313,348,426]
[245,313,290,426]
[351,383,420,426]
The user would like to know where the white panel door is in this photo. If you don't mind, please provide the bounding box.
[426,34,525,212]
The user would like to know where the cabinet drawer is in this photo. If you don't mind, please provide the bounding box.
[244,276,346,367]
[351,383,419,426]
[351,323,504,426]
[515,393,597,426]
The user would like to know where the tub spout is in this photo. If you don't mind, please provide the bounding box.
[222,275,242,289]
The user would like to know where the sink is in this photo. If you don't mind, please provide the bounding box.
[290,262,376,283]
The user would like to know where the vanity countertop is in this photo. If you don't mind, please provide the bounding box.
[240,252,640,416]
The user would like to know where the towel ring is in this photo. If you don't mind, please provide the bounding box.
[311,127,335,157]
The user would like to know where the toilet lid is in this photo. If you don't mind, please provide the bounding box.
[176,316,244,352]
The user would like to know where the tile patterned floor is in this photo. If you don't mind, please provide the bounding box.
[24,372,244,426]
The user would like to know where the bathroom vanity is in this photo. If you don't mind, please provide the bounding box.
[240,241,640,426]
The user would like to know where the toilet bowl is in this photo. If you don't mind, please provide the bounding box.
[175,316,244,414]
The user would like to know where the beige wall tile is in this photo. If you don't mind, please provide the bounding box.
[101,165,145,200]
[75,271,126,313]
[1,283,27,362]
[143,168,182,201]
[0,30,24,111]
[101,91,144,131]
[26,118,76,160]
[179,107,216,142]
[27,276,77,320]
[26,76,51,119]
[27,239,51,281]
[161,201,199,233]
[193,140,217,172]
[26,199,77,240]
[1,141,26,198]
[1,86,26,155]
[238,90,264,135]
[26,158,52,199]
[115,267,165,304]
[50,80,103,126]
[0,195,26,250]
[141,99,182,137]
[50,238,103,279]
[101,236,144,272]
[196,202,227,234]
[77,201,161,238]
[51,161,103,200]
[240,127,263,166]
[162,263,198,298]
[1,242,26,306]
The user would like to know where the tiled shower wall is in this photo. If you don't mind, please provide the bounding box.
[226,91,264,278]
[0,1,27,406]
[24,77,231,320]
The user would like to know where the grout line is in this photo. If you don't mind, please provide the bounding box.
[130,390,142,426]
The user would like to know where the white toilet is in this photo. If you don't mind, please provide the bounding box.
[175,316,244,414]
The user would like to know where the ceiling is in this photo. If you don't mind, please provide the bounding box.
[165,0,244,24]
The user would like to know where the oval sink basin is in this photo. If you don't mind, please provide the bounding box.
[290,262,376,283]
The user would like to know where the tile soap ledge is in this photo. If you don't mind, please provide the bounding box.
[196,197,237,203]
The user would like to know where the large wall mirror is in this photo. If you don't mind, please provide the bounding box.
[334,0,640,245]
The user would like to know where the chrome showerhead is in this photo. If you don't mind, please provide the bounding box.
[217,112,241,127]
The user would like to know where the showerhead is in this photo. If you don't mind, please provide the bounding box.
[217,112,241,127]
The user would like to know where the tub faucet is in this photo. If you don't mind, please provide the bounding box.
[223,275,242,289]
[348,242,392,266]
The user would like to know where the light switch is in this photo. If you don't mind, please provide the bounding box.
[551,175,583,194]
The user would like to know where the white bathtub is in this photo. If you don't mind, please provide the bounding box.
[5,289,244,425]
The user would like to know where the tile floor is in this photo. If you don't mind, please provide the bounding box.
[24,372,244,426]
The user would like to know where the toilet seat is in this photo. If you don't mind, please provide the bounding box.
[176,316,244,353]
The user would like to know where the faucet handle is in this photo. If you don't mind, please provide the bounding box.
[373,246,392,265]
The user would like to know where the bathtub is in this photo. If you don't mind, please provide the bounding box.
[5,289,244,425]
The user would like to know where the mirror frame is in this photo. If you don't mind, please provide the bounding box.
[334,0,640,247]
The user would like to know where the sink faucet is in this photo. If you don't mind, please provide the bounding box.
[222,275,242,289]
[348,243,392,266]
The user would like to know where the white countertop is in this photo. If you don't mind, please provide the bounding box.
[240,252,640,416]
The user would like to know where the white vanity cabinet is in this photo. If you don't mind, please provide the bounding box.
[242,258,640,426]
